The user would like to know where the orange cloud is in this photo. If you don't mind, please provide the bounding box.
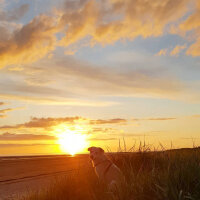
[59,0,200,58]
[156,49,167,56]
[50,0,200,57]
[1,0,199,69]
[170,44,186,56]
[0,108,15,114]
[186,36,200,57]
[0,107,23,118]
[59,0,190,46]
[156,45,187,57]
[178,0,200,56]
[179,0,200,32]
[0,15,58,68]
[59,0,100,46]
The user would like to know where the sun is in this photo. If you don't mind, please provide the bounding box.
[58,131,87,155]
[55,125,89,155]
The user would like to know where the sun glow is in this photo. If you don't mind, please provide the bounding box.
[55,124,89,155]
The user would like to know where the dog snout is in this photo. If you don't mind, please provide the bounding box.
[90,155,94,160]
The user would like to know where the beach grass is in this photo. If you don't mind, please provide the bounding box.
[18,145,200,200]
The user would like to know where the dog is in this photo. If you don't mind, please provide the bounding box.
[88,146,126,197]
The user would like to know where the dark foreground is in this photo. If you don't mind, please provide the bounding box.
[1,148,200,200]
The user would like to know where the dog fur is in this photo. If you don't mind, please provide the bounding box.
[88,146,125,196]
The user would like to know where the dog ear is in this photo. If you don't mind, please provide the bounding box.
[88,146,95,152]
[88,146,104,153]
[88,147,92,152]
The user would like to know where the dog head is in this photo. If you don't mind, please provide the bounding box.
[88,146,105,163]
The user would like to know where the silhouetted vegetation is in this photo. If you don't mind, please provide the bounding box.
[18,146,200,200]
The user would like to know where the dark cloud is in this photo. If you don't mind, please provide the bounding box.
[90,127,116,133]
[0,4,29,21]
[0,115,179,131]
[145,117,176,121]
[133,117,177,121]
[0,132,56,141]
[90,118,127,125]
[0,80,66,96]
[0,102,6,106]
[0,143,57,148]
[0,116,83,130]
[0,116,128,130]
[89,137,117,141]
[109,133,149,137]
[0,108,15,114]
[0,14,58,69]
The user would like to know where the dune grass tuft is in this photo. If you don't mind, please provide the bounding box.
[19,146,200,200]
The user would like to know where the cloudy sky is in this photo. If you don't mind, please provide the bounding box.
[0,0,200,155]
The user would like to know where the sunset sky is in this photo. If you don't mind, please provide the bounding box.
[0,0,200,155]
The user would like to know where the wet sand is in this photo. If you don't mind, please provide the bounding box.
[0,155,90,199]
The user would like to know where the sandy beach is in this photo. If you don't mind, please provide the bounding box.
[0,155,90,199]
